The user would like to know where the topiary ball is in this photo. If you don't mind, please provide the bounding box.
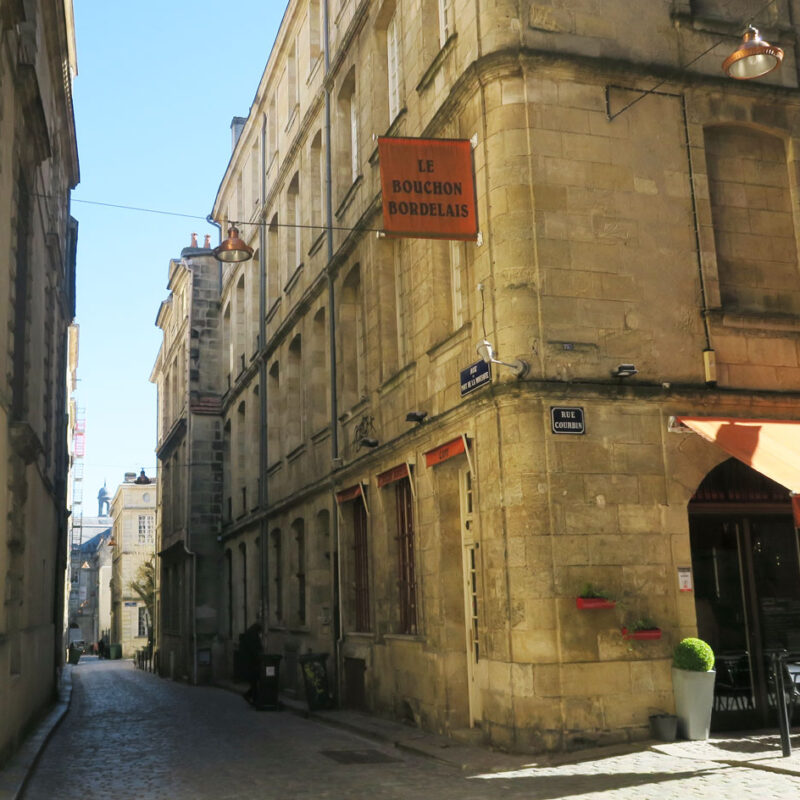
[673,637,715,671]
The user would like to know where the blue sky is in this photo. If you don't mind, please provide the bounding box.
[71,2,282,507]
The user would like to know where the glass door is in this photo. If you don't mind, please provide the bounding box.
[690,513,800,729]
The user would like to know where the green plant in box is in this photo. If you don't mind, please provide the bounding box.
[673,637,715,672]
[579,582,607,599]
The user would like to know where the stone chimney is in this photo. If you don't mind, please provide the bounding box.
[191,232,198,248]
[204,234,211,249]
[231,116,247,150]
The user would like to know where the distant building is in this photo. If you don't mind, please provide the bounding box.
[0,0,79,766]
[71,528,112,646]
[109,472,157,657]
[151,245,224,682]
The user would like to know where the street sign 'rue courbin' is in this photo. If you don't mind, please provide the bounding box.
[550,407,585,435]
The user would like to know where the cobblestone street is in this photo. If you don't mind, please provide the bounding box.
[16,658,800,799]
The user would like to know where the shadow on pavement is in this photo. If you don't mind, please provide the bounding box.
[467,767,725,798]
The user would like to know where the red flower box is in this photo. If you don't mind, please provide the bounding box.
[576,597,616,610]
[621,627,662,640]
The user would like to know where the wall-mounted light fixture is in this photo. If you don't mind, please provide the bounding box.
[406,411,428,424]
[611,364,638,378]
[476,339,529,379]
[723,25,784,80]
[213,225,254,263]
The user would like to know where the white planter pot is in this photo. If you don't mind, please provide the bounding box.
[672,667,716,740]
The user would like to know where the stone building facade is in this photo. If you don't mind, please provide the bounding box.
[156,0,800,751]
[0,0,79,765]
[151,246,225,682]
[109,473,156,658]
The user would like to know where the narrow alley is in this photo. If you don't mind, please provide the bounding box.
[15,658,800,800]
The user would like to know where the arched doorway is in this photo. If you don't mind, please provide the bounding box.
[689,458,800,729]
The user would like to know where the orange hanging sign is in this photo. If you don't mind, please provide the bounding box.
[378,137,478,240]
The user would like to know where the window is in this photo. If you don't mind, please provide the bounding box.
[350,91,359,181]
[267,213,279,304]
[287,173,301,276]
[340,265,364,410]
[395,477,417,634]
[387,11,400,123]
[337,68,358,193]
[138,515,154,545]
[287,39,298,120]
[310,131,323,233]
[353,497,370,632]
[226,550,233,637]
[237,401,246,516]
[293,519,306,625]
[268,95,277,161]
[240,542,248,630]
[267,360,281,463]
[451,240,465,329]
[138,606,149,638]
[287,334,303,450]
[311,308,328,432]
[438,0,454,46]
[271,529,283,622]
[309,0,322,70]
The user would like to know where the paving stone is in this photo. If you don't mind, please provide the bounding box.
[17,658,800,800]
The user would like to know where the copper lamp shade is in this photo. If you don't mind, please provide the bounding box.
[213,225,254,263]
[723,26,784,80]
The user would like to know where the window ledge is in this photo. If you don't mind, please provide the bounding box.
[427,321,472,359]
[287,442,307,462]
[267,459,283,476]
[378,360,417,397]
[311,425,331,444]
[416,32,457,93]
[368,108,408,166]
[284,103,299,133]
[284,262,304,294]
[708,308,800,335]
[334,174,363,219]
[309,229,327,257]
[383,633,424,643]
[307,53,323,85]
[266,297,282,324]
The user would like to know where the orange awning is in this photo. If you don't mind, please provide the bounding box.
[677,416,800,495]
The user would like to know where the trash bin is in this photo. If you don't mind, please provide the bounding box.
[649,713,678,742]
[108,643,122,660]
[298,652,332,711]
[254,654,282,711]
[68,645,81,665]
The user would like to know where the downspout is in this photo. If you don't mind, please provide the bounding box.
[184,255,198,685]
[323,0,343,698]
[259,112,269,628]
[206,214,223,294]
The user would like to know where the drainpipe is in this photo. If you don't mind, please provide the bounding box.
[206,214,223,294]
[184,254,199,685]
[323,0,343,698]
[259,112,269,629]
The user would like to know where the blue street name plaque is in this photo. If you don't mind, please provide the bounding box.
[460,360,491,396]
[550,406,585,435]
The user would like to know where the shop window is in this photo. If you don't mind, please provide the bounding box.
[395,477,417,634]
[353,497,370,632]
